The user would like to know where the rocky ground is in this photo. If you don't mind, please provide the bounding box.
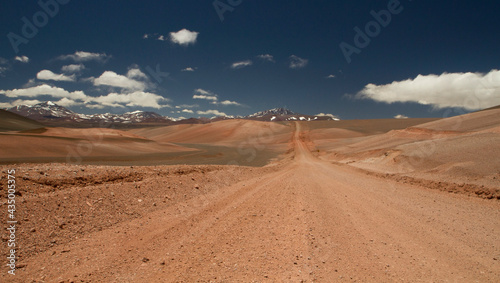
[0,123,498,282]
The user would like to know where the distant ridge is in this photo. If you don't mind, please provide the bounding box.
[245,107,339,122]
[4,102,340,128]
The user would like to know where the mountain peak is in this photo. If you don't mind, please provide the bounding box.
[247,108,296,118]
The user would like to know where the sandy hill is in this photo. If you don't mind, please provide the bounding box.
[0,119,294,166]
[0,109,45,132]
[130,119,292,146]
[0,126,195,164]
[318,108,500,189]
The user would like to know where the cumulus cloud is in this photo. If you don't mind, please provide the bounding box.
[231,60,253,69]
[193,89,218,101]
[175,104,199,109]
[0,83,171,110]
[55,97,83,107]
[394,114,409,119]
[355,70,500,110]
[37,70,76,82]
[126,67,148,80]
[181,109,194,114]
[14,56,29,63]
[289,55,308,69]
[193,94,218,101]
[326,74,336,79]
[89,91,170,109]
[93,69,148,91]
[0,84,87,100]
[0,99,41,108]
[316,113,340,120]
[61,64,85,73]
[181,67,196,72]
[58,51,110,62]
[257,54,275,63]
[197,109,227,116]
[214,100,243,106]
[169,29,199,46]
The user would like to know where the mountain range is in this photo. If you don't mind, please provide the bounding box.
[5,102,339,128]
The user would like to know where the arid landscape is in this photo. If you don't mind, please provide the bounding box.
[0,106,499,282]
[2,1,499,281]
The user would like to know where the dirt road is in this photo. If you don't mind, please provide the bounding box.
[10,123,500,282]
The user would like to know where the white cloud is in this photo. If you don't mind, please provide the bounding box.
[216,100,242,106]
[0,83,172,110]
[169,29,199,46]
[90,91,170,109]
[37,70,76,82]
[193,89,218,101]
[289,55,308,69]
[326,74,336,79]
[0,84,87,100]
[158,35,166,41]
[143,34,149,39]
[181,109,194,114]
[197,109,227,116]
[194,89,212,95]
[175,104,199,109]
[316,113,340,120]
[93,70,146,91]
[0,99,41,108]
[257,54,275,62]
[55,97,83,107]
[14,56,29,63]
[394,114,409,119]
[193,94,218,101]
[61,64,85,73]
[231,60,253,69]
[356,69,500,110]
[126,67,148,80]
[181,67,196,72]
[58,51,110,62]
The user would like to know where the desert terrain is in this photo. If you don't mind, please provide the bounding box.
[1,108,499,282]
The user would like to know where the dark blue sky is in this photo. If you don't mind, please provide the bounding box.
[1,0,499,119]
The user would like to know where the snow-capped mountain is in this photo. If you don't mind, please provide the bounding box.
[7,102,175,126]
[246,107,339,121]
[5,102,340,127]
[247,107,296,118]
[9,101,75,120]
